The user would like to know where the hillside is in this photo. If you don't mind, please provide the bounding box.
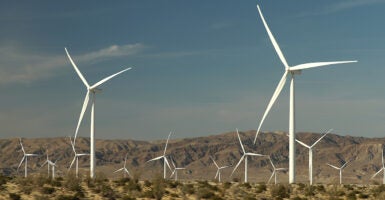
[0,130,384,184]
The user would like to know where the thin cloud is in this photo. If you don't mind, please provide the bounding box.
[298,0,385,17]
[0,43,146,85]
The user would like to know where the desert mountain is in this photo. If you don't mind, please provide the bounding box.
[0,130,384,184]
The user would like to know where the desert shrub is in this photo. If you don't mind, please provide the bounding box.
[344,184,354,191]
[304,185,316,196]
[121,195,136,200]
[56,195,80,200]
[181,183,195,195]
[41,186,55,194]
[34,194,50,200]
[141,190,154,198]
[371,184,385,197]
[270,184,290,199]
[124,178,141,192]
[256,183,267,193]
[167,180,179,188]
[297,183,305,190]
[34,174,51,187]
[358,193,369,199]
[114,177,130,186]
[152,175,166,200]
[50,178,62,187]
[197,187,216,199]
[242,182,251,189]
[316,184,325,192]
[0,174,10,189]
[232,177,240,182]
[144,179,151,187]
[197,180,219,191]
[346,191,357,200]
[9,193,21,200]
[223,181,232,189]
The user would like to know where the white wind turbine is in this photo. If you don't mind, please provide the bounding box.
[267,156,287,184]
[68,137,89,178]
[169,156,186,181]
[296,129,333,185]
[210,156,230,182]
[231,129,266,183]
[65,47,132,178]
[17,138,38,177]
[114,153,131,178]
[371,147,385,184]
[253,5,357,183]
[41,149,58,179]
[147,132,172,179]
[327,160,350,184]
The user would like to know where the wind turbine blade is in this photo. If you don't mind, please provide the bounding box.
[19,138,25,154]
[215,170,219,179]
[147,156,163,162]
[290,61,357,71]
[220,166,230,169]
[268,171,275,184]
[74,90,90,141]
[64,48,89,88]
[41,161,48,167]
[382,148,384,168]
[269,157,275,170]
[170,156,176,168]
[163,132,172,156]
[276,168,287,171]
[90,67,132,89]
[245,153,265,157]
[124,168,130,176]
[342,160,350,169]
[68,156,76,171]
[114,168,124,173]
[170,169,176,178]
[257,5,289,69]
[231,155,245,177]
[164,157,172,171]
[69,137,76,153]
[254,71,288,143]
[372,168,384,179]
[296,139,310,149]
[236,129,246,154]
[17,156,25,171]
[311,129,333,148]
[327,163,340,170]
[210,156,219,168]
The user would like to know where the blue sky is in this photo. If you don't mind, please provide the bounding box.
[1,0,385,140]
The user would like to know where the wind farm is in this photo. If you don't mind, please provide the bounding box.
[2,0,385,199]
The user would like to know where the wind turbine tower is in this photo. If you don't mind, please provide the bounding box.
[267,156,287,185]
[254,5,357,183]
[296,129,332,185]
[65,48,132,178]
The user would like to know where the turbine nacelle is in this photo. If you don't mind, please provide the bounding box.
[289,69,301,75]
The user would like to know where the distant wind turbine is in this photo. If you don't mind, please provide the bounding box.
[114,153,131,178]
[147,132,172,179]
[296,129,333,185]
[371,147,385,184]
[267,156,287,185]
[231,129,266,183]
[68,136,89,178]
[41,149,58,179]
[254,5,357,183]
[210,156,230,182]
[17,138,38,177]
[327,160,350,184]
[169,156,186,181]
[65,47,132,178]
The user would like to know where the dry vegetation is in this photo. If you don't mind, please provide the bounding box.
[2,173,385,200]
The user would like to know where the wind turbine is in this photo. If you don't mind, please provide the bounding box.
[210,156,230,182]
[114,153,131,178]
[253,5,357,183]
[267,156,287,184]
[327,160,350,184]
[65,47,132,178]
[17,138,38,177]
[169,156,186,181]
[147,132,172,179]
[231,129,266,183]
[68,137,89,178]
[41,149,57,179]
[371,147,385,184]
[296,129,333,185]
